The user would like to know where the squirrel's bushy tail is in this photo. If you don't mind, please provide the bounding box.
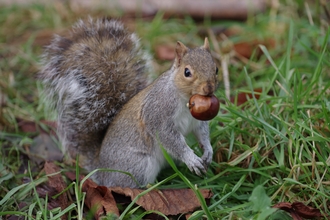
[39,18,151,167]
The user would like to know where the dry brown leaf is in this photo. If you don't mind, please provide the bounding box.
[109,186,213,216]
[36,183,62,210]
[231,88,263,106]
[230,88,274,107]
[273,202,292,212]
[82,178,120,218]
[155,45,175,61]
[17,119,57,134]
[233,38,276,59]
[273,202,326,220]
[291,202,324,219]
[44,162,69,220]
[66,173,213,217]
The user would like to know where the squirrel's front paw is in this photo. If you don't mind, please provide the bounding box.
[184,151,207,176]
[201,147,213,169]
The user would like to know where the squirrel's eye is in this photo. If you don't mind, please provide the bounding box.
[184,68,192,77]
[216,67,219,75]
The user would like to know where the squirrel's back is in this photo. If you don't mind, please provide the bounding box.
[40,18,151,164]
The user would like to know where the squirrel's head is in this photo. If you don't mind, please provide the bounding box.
[173,38,219,99]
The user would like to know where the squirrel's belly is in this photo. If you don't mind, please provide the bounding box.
[173,102,199,136]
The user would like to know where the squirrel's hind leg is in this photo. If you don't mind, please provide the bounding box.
[93,151,164,188]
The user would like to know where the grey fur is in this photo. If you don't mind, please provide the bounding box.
[40,18,151,167]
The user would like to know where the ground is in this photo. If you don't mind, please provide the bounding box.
[0,1,329,219]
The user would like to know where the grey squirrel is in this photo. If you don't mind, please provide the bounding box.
[40,18,219,188]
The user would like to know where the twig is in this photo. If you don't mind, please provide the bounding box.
[321,0,330,20]
[221,55,231,100]
[208,30,232,100]
[304,2,314,26]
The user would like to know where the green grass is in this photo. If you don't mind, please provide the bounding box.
[1,1,329,219]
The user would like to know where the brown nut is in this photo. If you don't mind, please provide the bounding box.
[188,94,220,121]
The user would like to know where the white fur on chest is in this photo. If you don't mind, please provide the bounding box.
[173,97,199,136]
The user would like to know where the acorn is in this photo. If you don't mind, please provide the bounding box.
[188,94,220,121]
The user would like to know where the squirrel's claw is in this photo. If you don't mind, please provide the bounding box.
[198,142,213,171]
[201,149,213,169]
[184,151,207,176]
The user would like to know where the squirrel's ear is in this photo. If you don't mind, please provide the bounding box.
[203,37,210,51]
[175,41,188,67]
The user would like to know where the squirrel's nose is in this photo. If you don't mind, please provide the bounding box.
[203,82,215,96]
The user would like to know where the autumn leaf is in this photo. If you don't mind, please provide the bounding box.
[66,173,213,218]
[230,88,262,106]
[273,201,326,220]
[231,88,274,106]
[44,162,69,220]
[82,178,120,218]
[109,186,213,216]
[233,39,276,59]
[17,119,57,134]
[155,45,175,61]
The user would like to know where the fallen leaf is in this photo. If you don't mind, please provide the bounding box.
[66,172,213,217]
[17,119,57,134]
[155,45,175,60]
[291,202,324,219]
[109,186,213,216]
[82,178,120,218]
[234,41,257,59]
[44,162,69,220]
[36,181,58,198]
[273,201,326,220]
[273,202,292,212]
[36,183,61,210]
[231,88,263,106]
[234,39,274,58]
[230,88,274,106]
